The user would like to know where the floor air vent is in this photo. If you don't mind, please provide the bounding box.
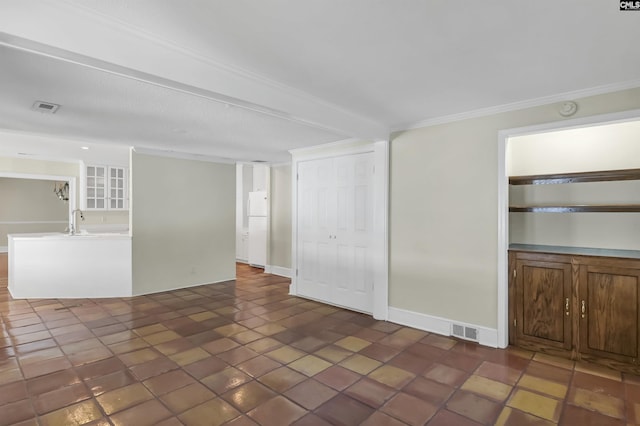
[452,324,478,342]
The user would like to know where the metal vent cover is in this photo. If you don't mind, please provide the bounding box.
[451,323,479,342]
[32,101,60,114]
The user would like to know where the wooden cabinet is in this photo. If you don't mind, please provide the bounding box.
[510,248,640,373]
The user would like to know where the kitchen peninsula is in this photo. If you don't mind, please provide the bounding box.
[8,232,132,298]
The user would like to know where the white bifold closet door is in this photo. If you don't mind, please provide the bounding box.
[297,152,374,313]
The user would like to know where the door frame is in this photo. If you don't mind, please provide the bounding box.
[497,108,640,348]
[0,172,77,252]
[290,139,389,320]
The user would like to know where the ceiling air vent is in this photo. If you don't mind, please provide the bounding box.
[32,101,60,114]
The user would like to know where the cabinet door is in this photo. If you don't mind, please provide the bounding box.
[86,165,106,210]
[579,265,640,364]
[297,158,335,302]
[108,167,127,210]
[515,259,572,351]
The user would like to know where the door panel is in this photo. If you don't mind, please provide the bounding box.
[516,259,572,350]
[336,244,352,291]
[579,265,640,362]
[333,153,374,312]
[354,246,367,293]
[297,159,333,302]
[354,185,367,231]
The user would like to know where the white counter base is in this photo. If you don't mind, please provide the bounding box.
[8,233,132,299]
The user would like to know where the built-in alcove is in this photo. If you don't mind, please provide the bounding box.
[507,119,640,251]
[504,117,640,372]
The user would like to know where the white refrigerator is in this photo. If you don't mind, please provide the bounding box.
[247,191,268,267]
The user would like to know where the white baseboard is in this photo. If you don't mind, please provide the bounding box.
[388,306,498,348]
[0,246,7,253]
[264,265,292,278]
[132,276,236,297]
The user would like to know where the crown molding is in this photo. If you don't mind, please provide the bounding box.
[393,79,640,132]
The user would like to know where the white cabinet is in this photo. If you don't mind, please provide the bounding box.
[84,165,128,210]
[248,217,267,267]
[237,230,249,262]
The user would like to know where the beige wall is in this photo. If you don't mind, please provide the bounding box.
[131,152,236,295]
[269,164,292,268]
[390,87,640,329]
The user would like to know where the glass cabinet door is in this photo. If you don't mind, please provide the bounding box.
[109,167,126,209]
[86,165,106,209]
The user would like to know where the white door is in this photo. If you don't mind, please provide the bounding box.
[297,152,374,313]
[298,158,333,302]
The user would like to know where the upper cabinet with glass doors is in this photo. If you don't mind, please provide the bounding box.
[84,164,128,210]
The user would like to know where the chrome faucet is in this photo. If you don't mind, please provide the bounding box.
[69,209,85,235]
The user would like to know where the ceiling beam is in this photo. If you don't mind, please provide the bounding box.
[0,1,388,140]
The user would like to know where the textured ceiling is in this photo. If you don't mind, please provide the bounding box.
[0,0,639,163]
[0,45,346,163]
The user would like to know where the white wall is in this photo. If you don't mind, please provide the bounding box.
[390,87,640,330]
[131,151,235,295]
[508,120,640,175]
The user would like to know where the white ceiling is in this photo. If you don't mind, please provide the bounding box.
[0,0,639,163]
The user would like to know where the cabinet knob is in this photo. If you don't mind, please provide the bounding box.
[581,300,586,318]
[565,298,569,316]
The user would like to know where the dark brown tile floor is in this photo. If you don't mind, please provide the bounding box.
[1,263,639,425]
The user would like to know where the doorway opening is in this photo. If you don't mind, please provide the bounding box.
[0,172,77,288]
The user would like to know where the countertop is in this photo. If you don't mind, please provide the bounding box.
[8,232,131,240]
[509,243,640,259]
